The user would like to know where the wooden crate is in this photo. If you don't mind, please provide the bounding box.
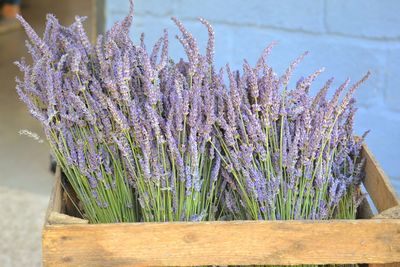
[42,145,400,267]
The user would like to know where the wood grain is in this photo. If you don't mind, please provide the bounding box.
[48,212,88,225]
[362,145,400,213]
[44,167,63,226]
[43,219,400,267]
[61,171,82,219]
[374,205,400,219]
[369,264,400,267]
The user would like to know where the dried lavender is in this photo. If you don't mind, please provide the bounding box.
[213,50,369,220]
[16,0,368,228]
[15,0,221,223]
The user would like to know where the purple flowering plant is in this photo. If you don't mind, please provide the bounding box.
[214,52,369,220]
[15,0,369,224]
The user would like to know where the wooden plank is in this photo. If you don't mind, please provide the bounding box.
[43,219,400,266]
[370,206,400,267]
[362,144,400,212]
[374,205,400,219]
[61,171,83,219]
[369,264,400,267]
[44,166,63,226]
[48,212,88,225]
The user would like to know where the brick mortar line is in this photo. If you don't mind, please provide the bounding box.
[108,10,400,43]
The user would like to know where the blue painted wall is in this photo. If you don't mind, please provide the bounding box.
[105,0,400,193]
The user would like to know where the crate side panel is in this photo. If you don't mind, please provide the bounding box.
[369,263,400,267]
[362,145,400,212]
[42,220,400,266]
[44,167,63,225]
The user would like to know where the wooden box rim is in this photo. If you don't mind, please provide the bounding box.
[42,144,400,266]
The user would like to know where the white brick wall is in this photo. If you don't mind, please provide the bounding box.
[175,0,325,33]
[325,0,400,39]
[105,0,400,193]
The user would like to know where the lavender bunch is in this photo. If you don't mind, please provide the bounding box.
[212,50,369,220]
[15,0,369,227]
[15,1,222,223]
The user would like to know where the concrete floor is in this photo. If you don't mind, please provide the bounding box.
[0,1,96,266]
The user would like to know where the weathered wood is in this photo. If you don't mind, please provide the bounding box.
[371,206,400,267]
[369,264,400,267]
[374,205,400,219]
[44,166,63,226]
[61,172,82,219]
[48,212,88,225]
[43,219,400,266]
[362,145,400,212]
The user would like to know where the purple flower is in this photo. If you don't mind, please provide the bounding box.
[15,2,369,224]
[16,14,50,55]
[107,98,129,131]
[199,18,214,65]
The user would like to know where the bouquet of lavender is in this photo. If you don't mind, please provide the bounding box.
[213,53,369,220]
[15,2,222,223]
[15,0,368,225]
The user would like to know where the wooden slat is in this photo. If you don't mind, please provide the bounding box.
[61,171,83,219]
[44,166,63,226]
[43,219,400,266]
[370,207,400,267]
[369,264,400,267]
[374,205,400,219]
[48,212,88,225]
[362,144,400,212]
